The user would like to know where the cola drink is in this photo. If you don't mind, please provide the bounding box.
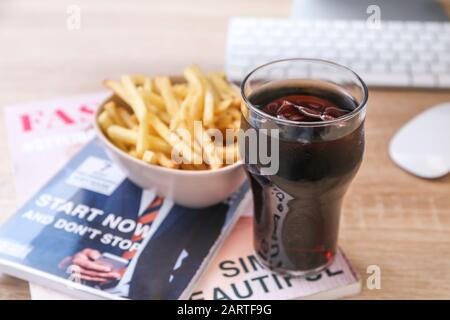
[240,78,366,275]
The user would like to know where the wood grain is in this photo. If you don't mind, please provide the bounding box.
[0,0,449,300]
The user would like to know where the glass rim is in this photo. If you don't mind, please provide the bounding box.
[240,58,369,127]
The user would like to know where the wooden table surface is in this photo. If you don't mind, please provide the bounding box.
[0,0,449,300]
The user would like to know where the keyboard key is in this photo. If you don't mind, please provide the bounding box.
[399,51,416,62]
[430,62,449,73]
[373,41,389,51]
[418,54,434,63]
[311,67,334,80]
[340,51,357,60]
[335,41,351,50]
[263,48,281,58]
[425,22,443,32]
[320,51,339,61]
[349,61,369,73]
[440,53,450,63]
[419,31,435,42]
[287,67,309,78]
[411,42,428,51]
[390,62,409,73]
[438,74,450,87]
[444,23,450,32]
[406,22,423,31]
[359,72,410,86]
[391,41,409,51]
[333,57,351,67]
[411,74,436,87]
[386,21,404,31]
[254,58,271,67]
[268,68,286,80]
[354,41,370,50]
[431,43,448,53]
[371,62,389,72]
[379,51,396,62]
[316,40,332,49]
[330,20,349,29]
[411,62,429,73]
[358,51,378,61]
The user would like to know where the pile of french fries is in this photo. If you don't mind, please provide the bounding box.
[97,65,242,170]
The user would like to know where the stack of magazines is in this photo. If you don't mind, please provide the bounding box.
[0,93,361,299]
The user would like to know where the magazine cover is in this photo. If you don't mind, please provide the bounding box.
[0,138,249,299]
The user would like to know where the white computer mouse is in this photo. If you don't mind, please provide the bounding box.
[389,103,450,179]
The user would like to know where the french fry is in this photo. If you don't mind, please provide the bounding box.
[143,78,153,92]
[160,113,171,125]
[203,78,217,127]
[176,121,203,160]
[148,136,173,155]
[209,73,239,99]
[232,97,242,108]
[184,65,205,121]
[185,65,205,88]
[180,163,198,170]
[147,123,158,135]
[106,125,172,154]
[194,121,222,169]
[210,71,226,79]
[131,74,149,86]
[147,112,199,164]
[217,143,240,164]
[140,85,166,113]
[120,75,150,156]
[154,76,179,116]
[137,87,170,124]
[104,101,127,127]
[194,163,210,170]
[117,107,136,129]
[107,125,137,145]
[102,80,132,106]
[155,152,179,169]
[97,110,113,132]
[153,137,174,155]
[169,114,182,131]
[128,149,139,159]
[173,91,193,128]
[231,119,241,133]
[173,83,188,100]
[110,137,128,152]
[216,112,234,129]
[130,114,138,125]
[120,75,147,120]
[227,107,241,120]
[143,150,157,164]
[214,99,233,115]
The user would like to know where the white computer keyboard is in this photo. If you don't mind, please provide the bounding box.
[226,18,450,88]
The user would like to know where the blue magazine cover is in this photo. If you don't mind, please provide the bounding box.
[0,138,249,300]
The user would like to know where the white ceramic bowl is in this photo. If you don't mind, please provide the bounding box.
[94,95,246,208]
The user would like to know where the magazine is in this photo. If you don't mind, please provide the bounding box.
[192,216,361,300]
[3,93,361,300]
[0,134,249,299]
